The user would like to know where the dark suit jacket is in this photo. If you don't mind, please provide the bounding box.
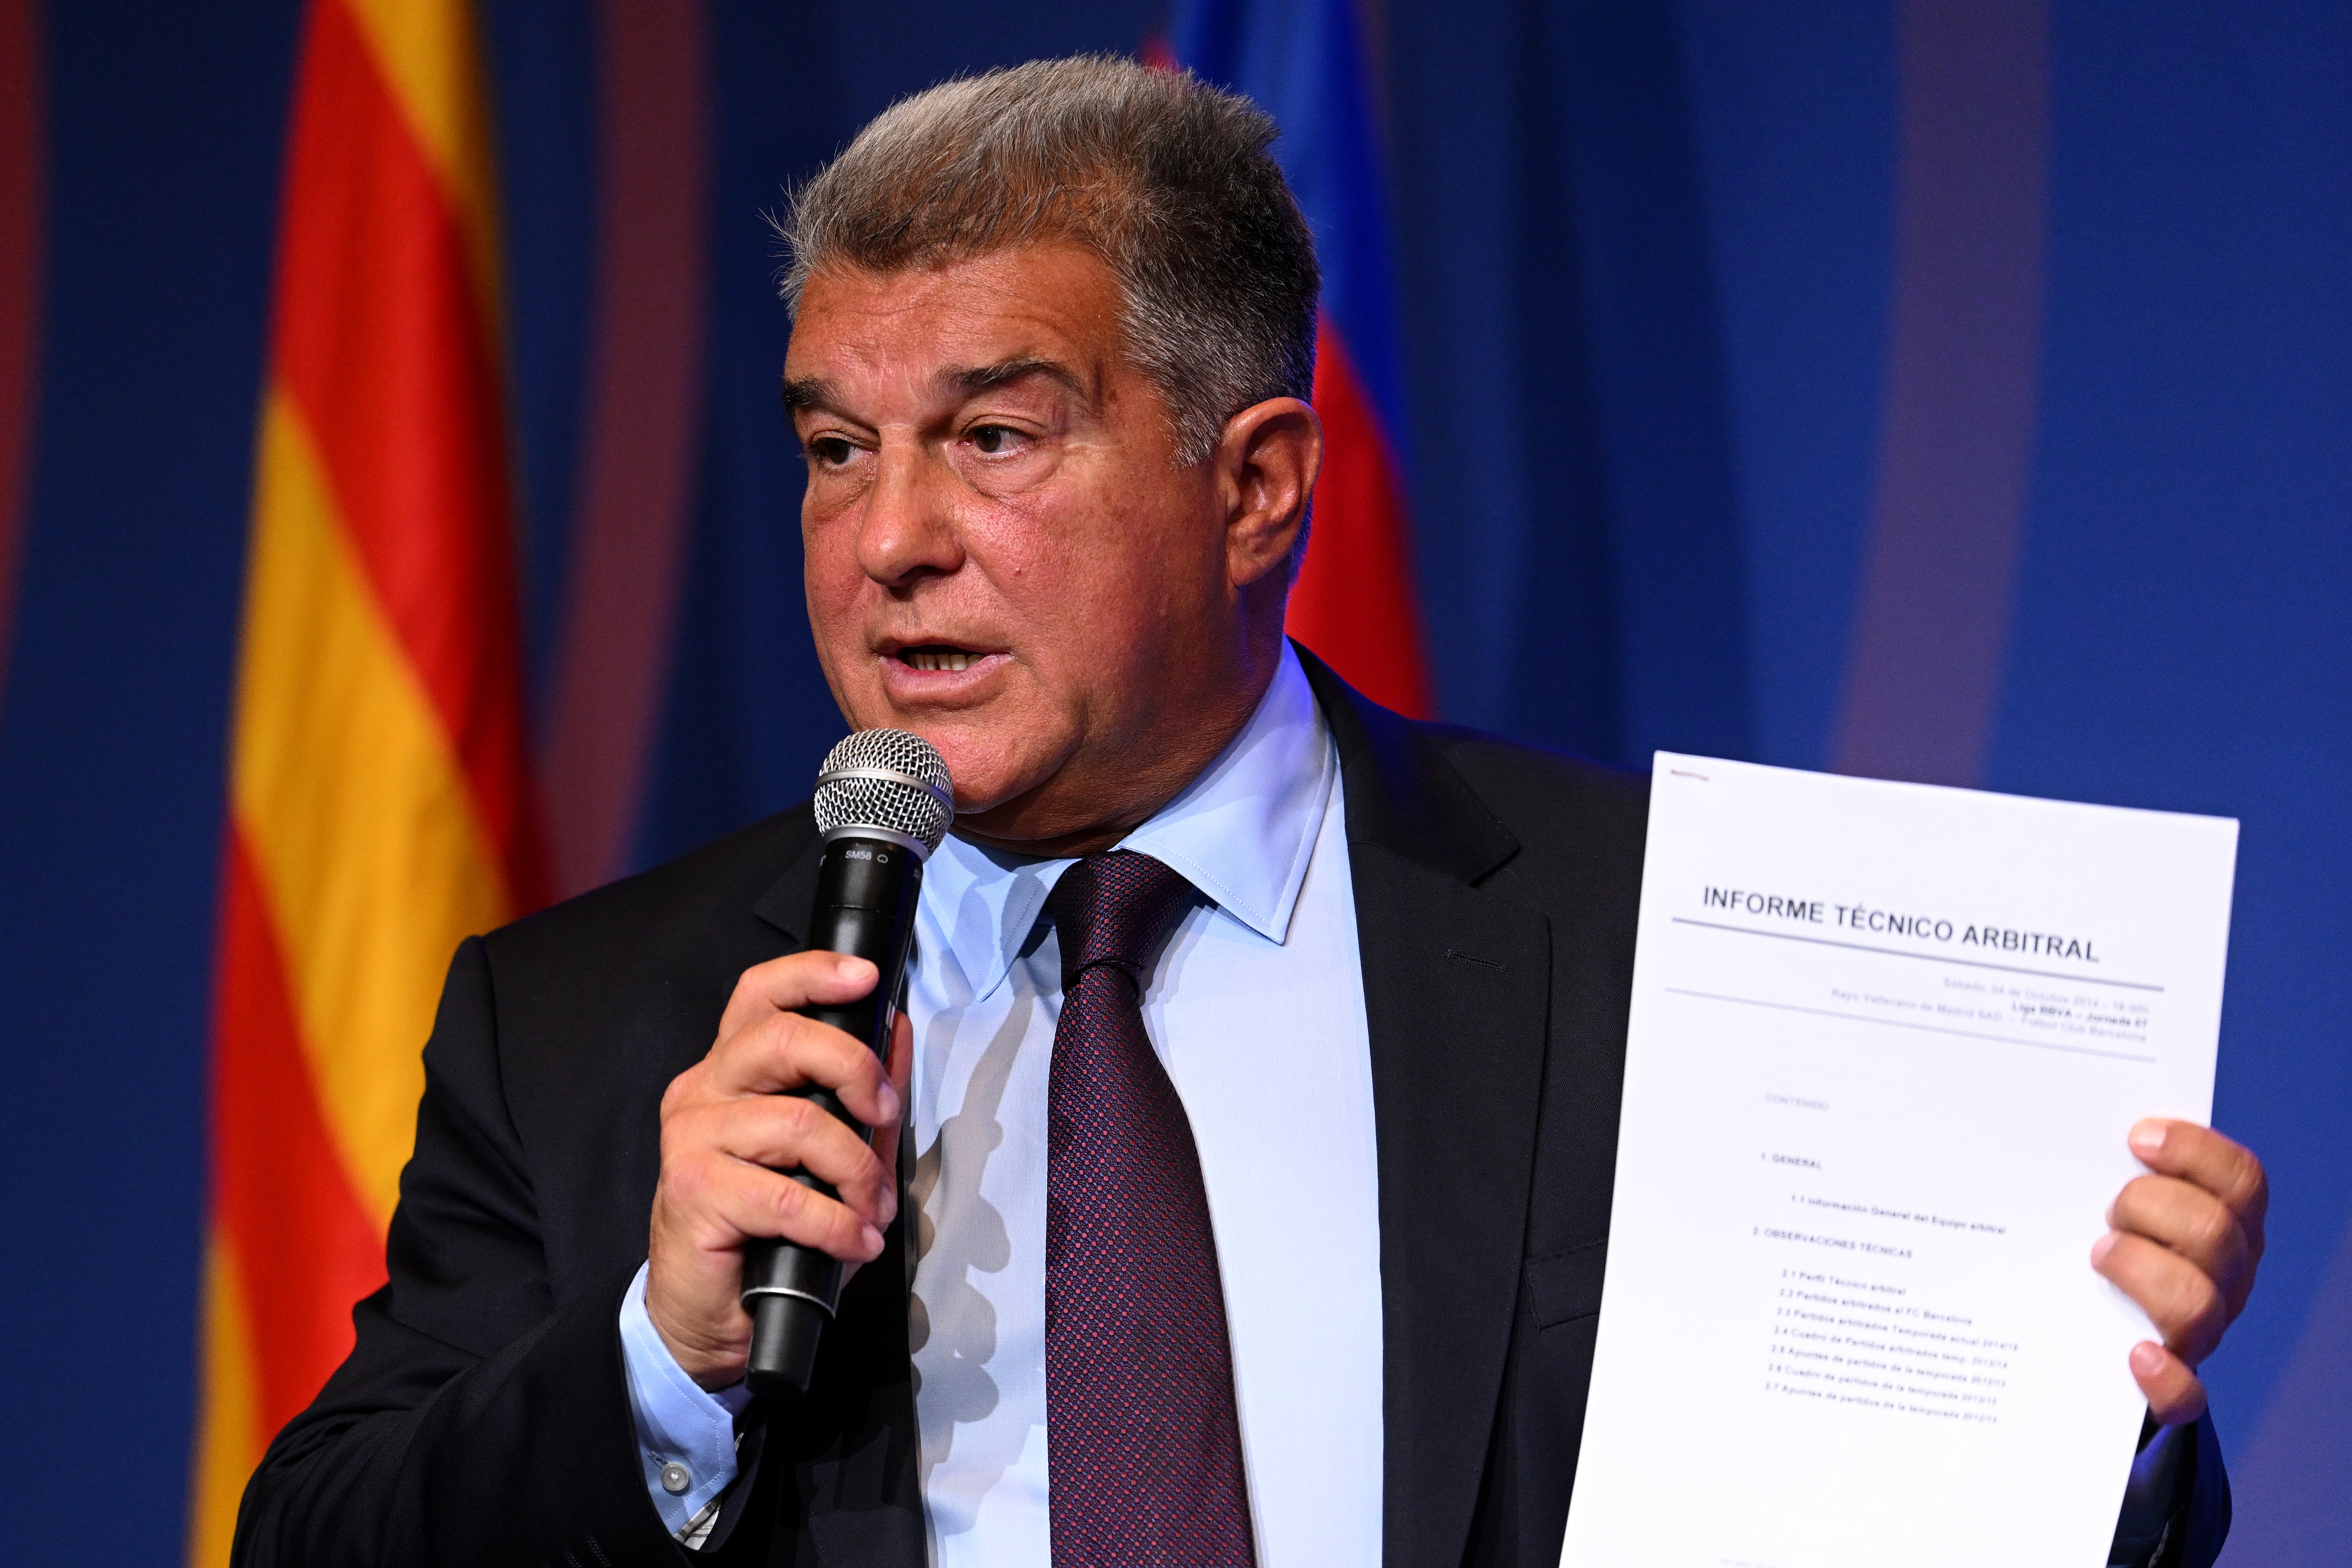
[235,653,2228,1567]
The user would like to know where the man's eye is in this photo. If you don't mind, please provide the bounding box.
[969,424,1022,455]
[808,436,856,467]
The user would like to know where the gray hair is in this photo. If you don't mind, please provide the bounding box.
[778,55,1320,465]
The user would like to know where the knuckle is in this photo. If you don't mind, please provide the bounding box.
[2189,1203,2239,1260]
[839,1058,876,1102]
[817,1127,874,1192]
[658,1064,704,1119]
[758,1010,805,1059]
[768,1176,812,1228]
[2162,1193,2216,1252]
[780,1017,855,1082]
[809,1033,863,1087]
[2171,1270,2225,1339]
[778,1093,826,1145]
[844,1149,886,1207]
[763,1023,828,1090]
[2231,1159,2270,1216]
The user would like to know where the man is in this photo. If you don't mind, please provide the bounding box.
[236,56,2266,1567]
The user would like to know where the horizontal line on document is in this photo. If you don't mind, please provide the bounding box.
[1669,918,2164,992]
[1661,987,2159,1064]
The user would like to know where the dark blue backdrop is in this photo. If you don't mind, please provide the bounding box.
[0,2,2344,1560]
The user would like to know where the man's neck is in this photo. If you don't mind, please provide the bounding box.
[949,640,1287,860]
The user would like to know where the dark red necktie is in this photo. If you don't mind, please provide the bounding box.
[1045,851,1257,1567]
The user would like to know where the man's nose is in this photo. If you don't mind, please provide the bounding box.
[855,438,964,589]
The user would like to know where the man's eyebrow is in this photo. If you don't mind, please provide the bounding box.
[780,375,836,412]
[780,358,1088,416]
[947,357,1089,400]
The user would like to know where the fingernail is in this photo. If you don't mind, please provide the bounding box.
[2130,1121,2167,1159]
[878,1081,902,1121]
[2091,1232,2119,1266]
[836,955,869,980]
[2130,1341,2166,1376]
[861,1224,885,1257]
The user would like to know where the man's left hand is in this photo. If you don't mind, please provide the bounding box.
[2094,1119,2269,1426]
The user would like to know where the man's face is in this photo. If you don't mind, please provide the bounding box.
[787,243,1278,850]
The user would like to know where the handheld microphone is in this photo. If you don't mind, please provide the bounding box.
[741,728,952,1398]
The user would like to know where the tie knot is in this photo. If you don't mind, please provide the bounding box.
[1047,850,1196,990]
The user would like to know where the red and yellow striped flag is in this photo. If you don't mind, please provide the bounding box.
[186,0,543,1560]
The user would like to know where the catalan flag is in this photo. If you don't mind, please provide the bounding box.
[185,0,543,1561]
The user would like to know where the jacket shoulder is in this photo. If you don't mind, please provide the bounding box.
[481,804,818,988]
[1422,726,1649,875]
[1295,642,1645,899]
[1395,724,1651,950]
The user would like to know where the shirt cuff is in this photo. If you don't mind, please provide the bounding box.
[618,1260,755,1539]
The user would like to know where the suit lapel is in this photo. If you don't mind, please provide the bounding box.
[1303,651,1555,1568]
[751,833,827,948]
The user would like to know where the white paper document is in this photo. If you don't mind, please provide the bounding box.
[1560,755,2237,1568]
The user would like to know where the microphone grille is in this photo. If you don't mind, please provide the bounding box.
[812,729,954,855]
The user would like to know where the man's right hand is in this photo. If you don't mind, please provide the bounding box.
[646,951,911,1391]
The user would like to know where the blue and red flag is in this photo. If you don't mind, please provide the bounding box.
[1165,0,1434,717]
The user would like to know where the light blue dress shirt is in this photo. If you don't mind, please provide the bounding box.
[621,645,1387,1564]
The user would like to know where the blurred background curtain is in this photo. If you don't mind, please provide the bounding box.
[0,1,2343,1562]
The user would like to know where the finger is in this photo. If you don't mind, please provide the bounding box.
[707,1011,898,1123]
[2129,1340,2209,1427]
[888,1008,912,1098]
[2093,1230,2230,1362]
[869,1011,914,1169]
[659,1145,887,1265]
[714,951,880,1040]
[2108,1173,2253,1312]
[673,1095,897,1228]
[2129,1121,2268,1240]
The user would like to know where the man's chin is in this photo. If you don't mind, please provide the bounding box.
[832,678,1078,823]
[892,725,1062,825]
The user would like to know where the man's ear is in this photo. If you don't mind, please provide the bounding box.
[1215,397,1322,589]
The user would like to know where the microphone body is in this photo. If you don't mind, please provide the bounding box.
[741,731,952,1399]
[740,836,922,1395]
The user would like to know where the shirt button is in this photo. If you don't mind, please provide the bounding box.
[660,1462,693,1495]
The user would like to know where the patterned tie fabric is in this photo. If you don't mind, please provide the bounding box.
[1045,851,1258,1567]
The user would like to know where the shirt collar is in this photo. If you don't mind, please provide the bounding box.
[917,643,1335,1004]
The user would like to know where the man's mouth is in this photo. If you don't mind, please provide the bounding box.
[892,643,993,673]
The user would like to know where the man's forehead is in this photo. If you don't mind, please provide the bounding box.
[787,248,1118,378]
[784,257,1126,419]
